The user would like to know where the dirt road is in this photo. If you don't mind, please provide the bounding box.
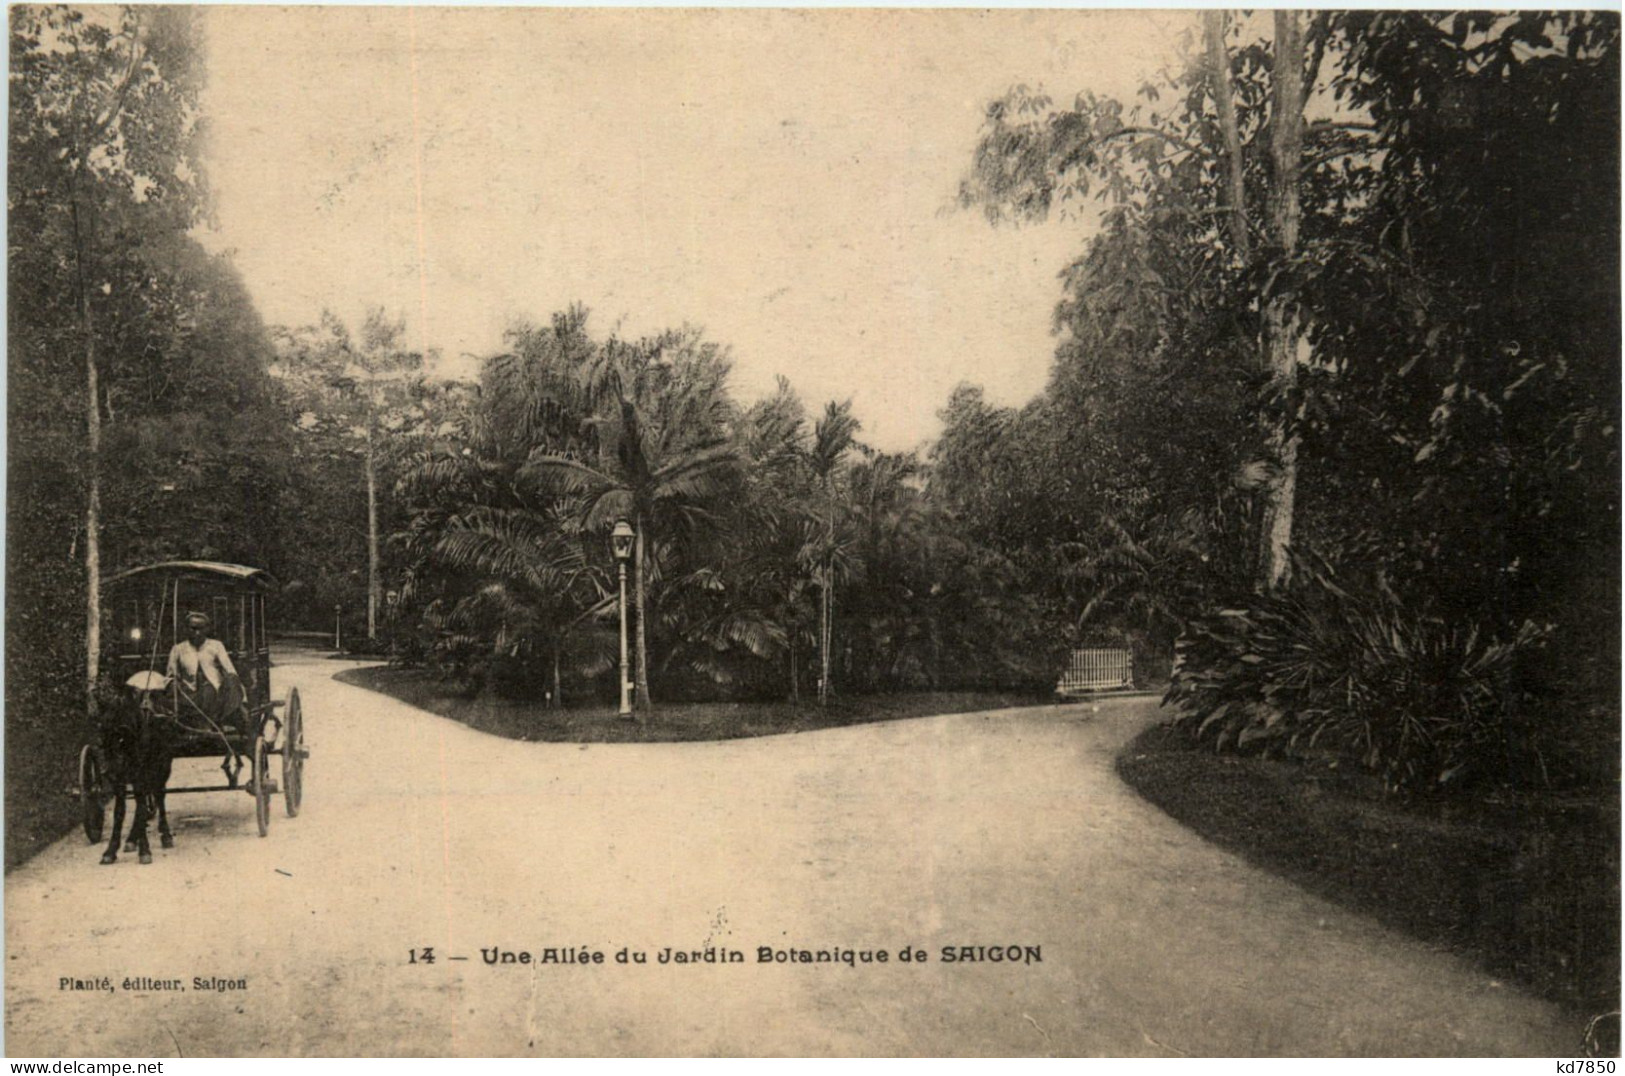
[4,647,1580,1056]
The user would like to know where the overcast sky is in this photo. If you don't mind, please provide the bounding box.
[200,8,1192,451]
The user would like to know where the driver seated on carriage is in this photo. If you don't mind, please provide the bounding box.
[166,611,247,777]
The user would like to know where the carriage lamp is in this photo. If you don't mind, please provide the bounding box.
[128,627,143,643]
[611,521,635,718]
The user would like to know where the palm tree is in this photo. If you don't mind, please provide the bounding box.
[423,504,602,706]
[1055,506,1223,655]
[395,434,609,705]
[807,401,860,706]
[839,450,925,687]
[522,331,739,714]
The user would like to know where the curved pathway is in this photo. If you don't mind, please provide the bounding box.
[4,647,1579,1056]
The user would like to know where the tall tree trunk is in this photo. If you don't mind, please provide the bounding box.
[789,629,799,702]
[552,640,562,710]
[819,572,832,708]
[931,622,943,690]
[67,24,148,717]
[81,266,101,718]
[366,421,380,642]
[71,178,101,718]
[818,568,833,707]
[1204,10,1251,262]
[1258,10,1307,591]
[633,512,652,713]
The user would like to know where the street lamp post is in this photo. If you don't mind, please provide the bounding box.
[611,520,636,718]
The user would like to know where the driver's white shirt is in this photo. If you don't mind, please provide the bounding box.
[166,638,237,690]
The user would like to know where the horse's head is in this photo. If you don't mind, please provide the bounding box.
[97,672,173,756]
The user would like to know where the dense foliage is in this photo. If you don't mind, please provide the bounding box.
[955,11,1619,787]
[8,9,1616,789]
[1165,553,1548,790]
[8,7,294,727]
[392,311,1059,712]
[270,310,455,640]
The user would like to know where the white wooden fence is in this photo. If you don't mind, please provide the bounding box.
[1055,648,1134,696]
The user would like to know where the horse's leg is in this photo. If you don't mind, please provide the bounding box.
[128,788,152,864]
[124,777,138,852]
[135,790,153,865]
[122,767,140,853]
[101,783,126,865]
[157,760,174,849]
[124,757,149,853]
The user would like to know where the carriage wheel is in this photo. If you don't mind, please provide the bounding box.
[252,737,271,838]
[79,745,105,844]
[281,688,304,818]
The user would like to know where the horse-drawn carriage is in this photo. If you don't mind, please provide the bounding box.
[80,561,308,858]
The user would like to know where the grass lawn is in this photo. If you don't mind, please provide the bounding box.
[337,664,1055,744]
[1117,721,1620,1033]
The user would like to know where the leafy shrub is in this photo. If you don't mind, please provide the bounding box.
[487,650,552,701]
[427,632,492,698]
[1165,553,1548,791]
[385,630,430,669]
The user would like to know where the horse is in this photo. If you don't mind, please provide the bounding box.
[95,673,177,865]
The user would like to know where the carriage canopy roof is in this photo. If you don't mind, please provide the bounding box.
[105,561,277,592]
